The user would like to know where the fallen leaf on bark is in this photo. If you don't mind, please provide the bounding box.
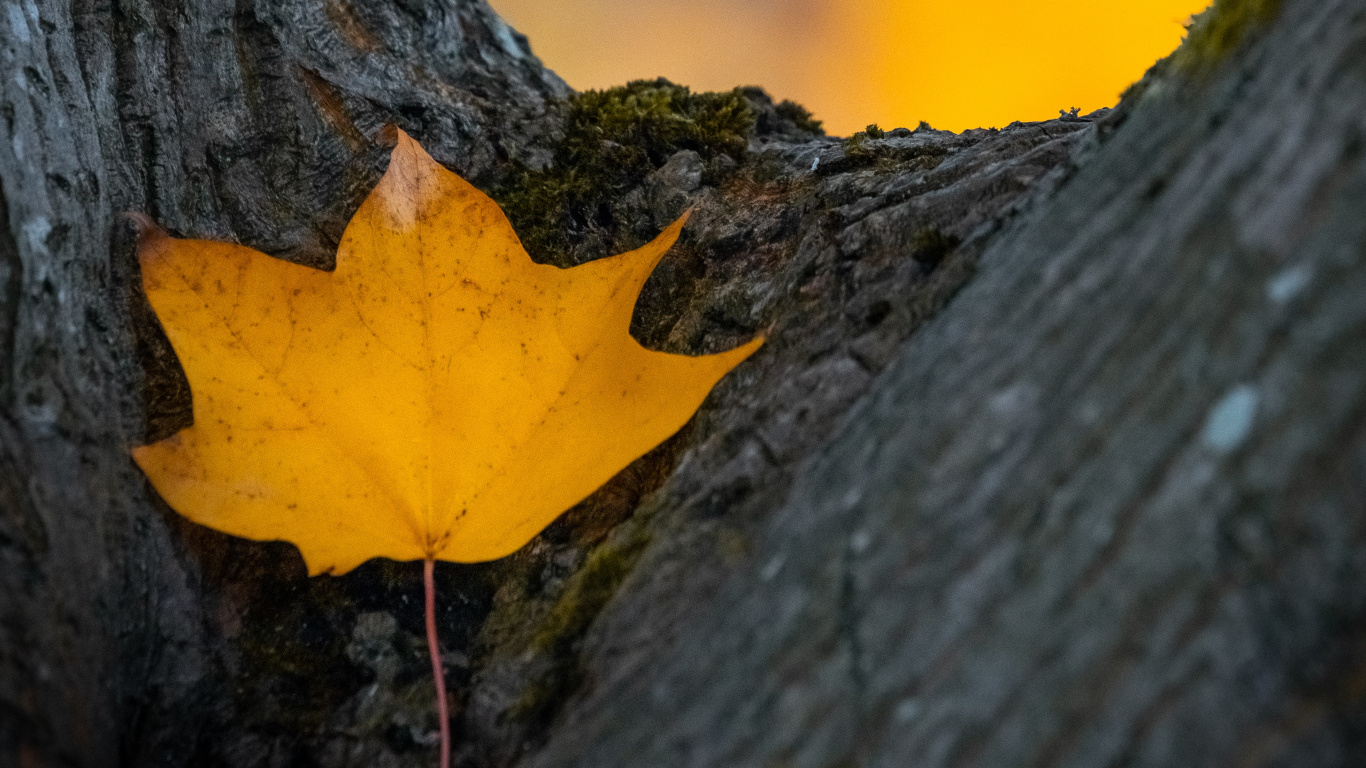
[131,129,761,574]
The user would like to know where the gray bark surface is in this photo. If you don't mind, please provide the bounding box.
[1,0,1363,766]
[0,1,566,764]
[527,1,1366,766]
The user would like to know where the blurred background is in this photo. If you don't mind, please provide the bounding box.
[490,0,1214,135]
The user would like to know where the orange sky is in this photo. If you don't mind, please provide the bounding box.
[489,0,1212,135]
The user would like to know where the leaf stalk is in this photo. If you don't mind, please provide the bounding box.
[425,559,451,768]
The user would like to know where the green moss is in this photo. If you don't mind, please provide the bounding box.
[493,523,655,726]
[835,131,948,175]
[844,131,874,162]
[505,674,571,724]
[773,99,824,135]
[839,124,886,164]
[909,226,961,268]
[492,78,755,266]
[1171,0,1283,74]
[530,528,652,653]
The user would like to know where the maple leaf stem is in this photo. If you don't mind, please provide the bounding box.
[424,558,451,768]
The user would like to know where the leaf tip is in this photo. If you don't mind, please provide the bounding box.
[123,212,173,267]
[667,208,693,236]
[710,332,766,375]
[389,126,436,177]
[128,442,150,463]
[123,211,166,243]
[736,332,766,359]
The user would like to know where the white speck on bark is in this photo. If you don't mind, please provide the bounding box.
[1201,384,1260,453]
[1267,263,1312,304]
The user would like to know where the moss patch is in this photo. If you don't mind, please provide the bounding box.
[740,86,824,138]
[496,519,655,728]
[773,100,824,136]
[1171,0,1283,74]
[843,130,875,163]
[829,131,949,176]
[909,226,961,269]
[530,526,653,653]
[491,78,756,266]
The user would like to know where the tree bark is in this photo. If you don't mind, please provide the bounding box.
[2,0,1364,767]
[1,1,565,764]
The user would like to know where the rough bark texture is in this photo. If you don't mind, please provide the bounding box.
[2,0,1363,767]
[1,2,565,765]
[526,1,1366,765]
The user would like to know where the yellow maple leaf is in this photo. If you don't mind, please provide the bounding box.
[131,129,761,577]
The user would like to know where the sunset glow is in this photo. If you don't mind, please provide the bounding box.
[490,0,1212,135]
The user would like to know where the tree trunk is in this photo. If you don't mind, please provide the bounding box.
[2,0,1363,767]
